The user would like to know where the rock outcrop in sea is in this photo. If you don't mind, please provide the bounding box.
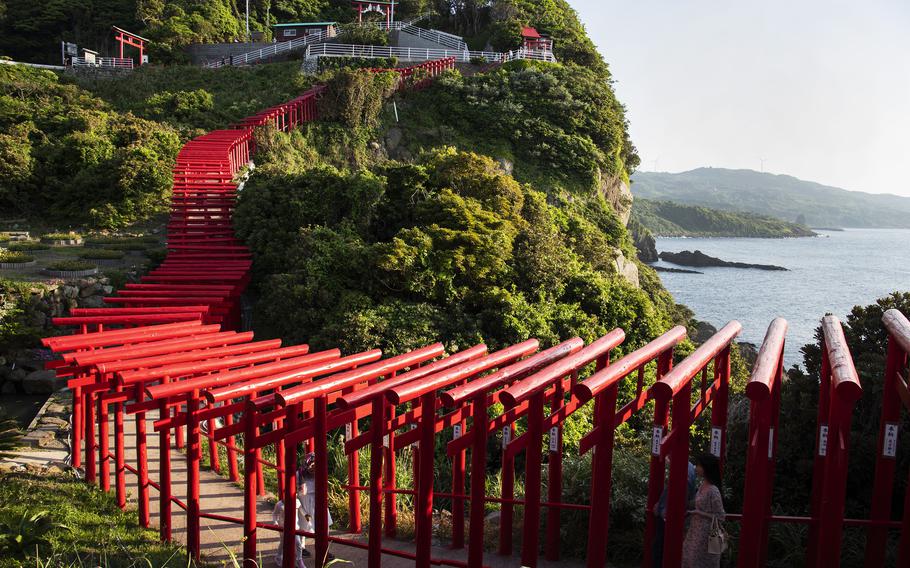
[659,250,787,271]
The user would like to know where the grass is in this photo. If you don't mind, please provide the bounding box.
[0,473,190,567]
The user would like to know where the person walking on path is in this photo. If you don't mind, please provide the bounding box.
[682,453,726,568]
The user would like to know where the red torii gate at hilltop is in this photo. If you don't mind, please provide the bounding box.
[112,26,148,65]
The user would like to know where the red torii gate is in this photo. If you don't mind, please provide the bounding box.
[112,26,148,65]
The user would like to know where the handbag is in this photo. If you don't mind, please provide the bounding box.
[708,515,727,554]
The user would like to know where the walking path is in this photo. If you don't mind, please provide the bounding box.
[5,396,587,567]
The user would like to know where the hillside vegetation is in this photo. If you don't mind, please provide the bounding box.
[632,167,910,229]
[632,198,816,238]
[0,64,180,228]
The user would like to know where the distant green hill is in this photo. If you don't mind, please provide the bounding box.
[632,199,816,238]
[631,168,910,228]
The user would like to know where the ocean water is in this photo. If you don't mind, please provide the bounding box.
[653,229,910,366]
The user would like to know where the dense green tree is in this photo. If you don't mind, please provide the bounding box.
[0,63,180,228]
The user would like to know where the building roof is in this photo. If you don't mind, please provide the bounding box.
[350,0,398,5]
[521,27,541,38]
[273,22,337,27]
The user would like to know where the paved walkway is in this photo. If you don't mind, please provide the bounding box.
[8,405,587,568]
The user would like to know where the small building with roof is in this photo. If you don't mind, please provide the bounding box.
[272,22,337,41]
[521,27,553,52]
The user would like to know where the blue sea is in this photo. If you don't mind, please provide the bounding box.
[653,229,910,366]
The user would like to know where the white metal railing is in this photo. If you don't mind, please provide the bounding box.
[71,57,134,69]
[305,43,555,64]
[372,21,467,51]
[204,27,335,68]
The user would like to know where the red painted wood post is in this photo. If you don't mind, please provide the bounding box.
[813,316,862,568]
[314,396,330,568]
[520,391,545,568]
[186,390,202,561]
[72,381,83,468]
[739,319,787,568]
[383,401,398,538]
[451,414,466,549]
[499,422,515,556]
[135,391,150,528]
[225,412,240,481]
[544,371,566,561]
[865,312,907,566]
[85,388,98,484]
[282,408,298,568]
[806,336,832,567]
[661,381,692,568]
[347,408,362,534]
[467,392,488,567]
[711,347,731,469]
[243,400,259,565]
[585,381,619,567]
[208,410,220,474]
[277,417,286,500]
[642,410,667,568]
[368,396,385,568]
[114,382,127,507]
[415,391,437,568]
[159,398,173,542]
[99,385,111,491]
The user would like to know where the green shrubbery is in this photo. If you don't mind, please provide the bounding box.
[392,61,638,195]
[7,242,49,252]
[335,23,390,46]
[237,145,672,355]
[0,251,34,264]
[70,62,314,134]
[0,65,180,229]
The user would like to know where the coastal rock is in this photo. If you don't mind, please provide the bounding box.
[599,174,633,225]
[691,320,718,345]
[630,222,658,263]
[738,342,759,368]
[653,266,703,274]
[22,369,59,394]
[659,250,787,271]
[613,252,640,288]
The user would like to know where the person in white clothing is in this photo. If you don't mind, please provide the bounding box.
[297,453,335,560]
[271,490,306,568]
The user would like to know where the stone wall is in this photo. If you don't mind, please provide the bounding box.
[0,276,113,396]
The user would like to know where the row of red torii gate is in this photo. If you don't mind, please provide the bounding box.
[40,58,910,568]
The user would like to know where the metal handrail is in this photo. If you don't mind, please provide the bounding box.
[71,56,134,69]
[304,42,556,63]
[204,27,335,68]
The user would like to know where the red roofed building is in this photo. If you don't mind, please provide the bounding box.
[521,27,553,52]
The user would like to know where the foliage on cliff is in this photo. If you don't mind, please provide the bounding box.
[236,143,673,355]
[68,61,313,135]
[0,64,180,228]
[390,60,638,197]
[632,198,817,238]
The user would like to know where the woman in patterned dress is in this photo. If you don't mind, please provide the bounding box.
[682,453,725,568]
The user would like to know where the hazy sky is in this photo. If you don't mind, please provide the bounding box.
[571,0,910,196]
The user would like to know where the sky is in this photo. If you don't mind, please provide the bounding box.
[570,0,910,196]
